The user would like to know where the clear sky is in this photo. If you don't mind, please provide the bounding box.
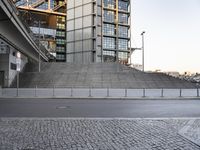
[131,0,200,73]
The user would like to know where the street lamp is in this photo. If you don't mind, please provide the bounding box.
[131,31,146,71]
[141,31,145,72]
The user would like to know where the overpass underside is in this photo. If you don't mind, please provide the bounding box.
[0,0,50,87]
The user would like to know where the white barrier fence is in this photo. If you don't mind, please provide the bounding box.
[0,87,199,98]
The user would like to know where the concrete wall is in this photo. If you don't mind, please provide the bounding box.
[0,39,28,87]
[0,54,9,87]
[66,0,95,63]
[8,48,28,86]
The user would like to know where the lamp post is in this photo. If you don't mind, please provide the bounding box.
[131,31,146,71]
[141,31,145,72]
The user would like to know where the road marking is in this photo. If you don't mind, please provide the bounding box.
[1,117,200,120]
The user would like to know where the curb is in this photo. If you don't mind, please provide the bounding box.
[0,96,200,100]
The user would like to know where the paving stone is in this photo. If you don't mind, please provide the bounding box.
[0,118,200,149]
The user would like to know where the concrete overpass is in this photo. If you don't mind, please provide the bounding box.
[0,0,49,62]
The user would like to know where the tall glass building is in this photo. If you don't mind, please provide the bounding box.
[66,0,131,63]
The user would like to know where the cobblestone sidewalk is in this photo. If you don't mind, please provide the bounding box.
[0,118,200,150]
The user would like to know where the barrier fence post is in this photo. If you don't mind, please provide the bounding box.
[143,88,146,97]
[107,87,109,97]
[16,72,19,97]
[53,85,55,97]
[125,88,127,97]
[16,87,19,97]
[35,85,37,97]
[179,88,182,97]
[161,88,164,97]
[197,88,199,97]
[71,87,73,97]
[89,87,92,97]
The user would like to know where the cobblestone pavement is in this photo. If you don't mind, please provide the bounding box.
[0,118,200,150]
[179,119,200,146]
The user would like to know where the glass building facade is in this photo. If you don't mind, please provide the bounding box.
[15,0,67,62]
[102,0,130,63]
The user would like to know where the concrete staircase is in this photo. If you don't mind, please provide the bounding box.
[13,62,197,88]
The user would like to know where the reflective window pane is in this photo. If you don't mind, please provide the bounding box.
[56,54,66,60]
[103,24,115,36]
[104,10,115,23]
[118,39,128,50]
[118,0,128,11]
[104,0,116,9]
[118,13,128,24]
[119,26,128,37]
[118,52,128,61]
[103,50,116,62]
[103,37,115,49]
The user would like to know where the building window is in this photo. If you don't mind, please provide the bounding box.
[56,31,65,37]
[118,13,128,24]
[10,63,17,70]
[57,46,65,52]
[56,54,66,60]
[118,39,128,50]
[104,0,116,9]
[103,24,115,36]
[103,50,116,62]
[56,39,65,45]
[57,16,65,23]
[118,52,128,61]
[119,26,128,37]
[104,10,115,23]
[103,37,115,49]
[57,23,65,30]
[118,0,128,11]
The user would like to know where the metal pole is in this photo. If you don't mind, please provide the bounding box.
[71,87,73,97]
[143,88,145,97]
[38,21,41,72]
[161,88,164,97]
[141,31,145,72]
[197,88,199,97]
[179,88,182,97]
[53,85,55,97]
[125,88,127,97]
[107,87,109,97]
[35,85,37,97]
[89,87,92,97]
[17,71,19,97]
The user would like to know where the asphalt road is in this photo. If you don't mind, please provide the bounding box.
[0,98,200,118]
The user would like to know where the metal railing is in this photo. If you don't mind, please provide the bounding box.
[0,87,199,98]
